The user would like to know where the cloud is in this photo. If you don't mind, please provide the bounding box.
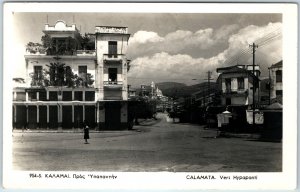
[130,31,164,44]
[127,24,241,59]
[127,22,282,86]
[128,52,224,86]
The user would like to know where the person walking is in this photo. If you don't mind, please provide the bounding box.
[83,120,90,144]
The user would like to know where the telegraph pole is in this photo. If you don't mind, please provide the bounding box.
[249,43,258,128]
[204,71,214,129]
[205,71,213,106]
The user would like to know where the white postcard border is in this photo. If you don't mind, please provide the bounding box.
[2,2,298,190]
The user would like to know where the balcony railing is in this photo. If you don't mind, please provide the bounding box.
[223,89,248,95]
[103,54,124,63]
[103,81,123,89]
[76,50,96,56]
[25,49,96,56]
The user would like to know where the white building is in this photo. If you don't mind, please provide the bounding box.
[13,21,131,130]
[216,65,260,106]
[269,60,282,104]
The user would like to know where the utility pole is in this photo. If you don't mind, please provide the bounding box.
[249,43,258,128]
[268,67,271,105]
[204,71,214,129]
[204,71,214,106]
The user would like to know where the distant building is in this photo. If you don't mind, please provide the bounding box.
[216,65,260,106]
[138,82,163,98]
[259,77,271,106]
[128,85,136,98]
[190,83,218,107]
[269,60,282,104]
[12,20,131,130]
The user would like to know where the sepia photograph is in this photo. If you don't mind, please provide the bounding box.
[2,2,297,190]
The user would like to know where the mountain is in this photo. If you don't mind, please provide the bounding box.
[155,82,186,90]
[156,82,217,98]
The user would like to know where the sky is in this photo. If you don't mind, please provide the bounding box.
[12,12,282,87]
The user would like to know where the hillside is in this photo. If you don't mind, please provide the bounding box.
[155,82,186,90]
[157,82,217,98]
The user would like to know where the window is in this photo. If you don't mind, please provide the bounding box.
[85,91,95,101]
[79,66,87,77]
[16,92,26,101]
[65,66,72,82]
[62,91,72,101]
[74,91,83,101]
[49,66,56,84]
[49,91,58,101]
[29,91,37,101]
[225,78,231,93]
[78,66,87,86]
[276,90,282,96]
[39,91,47,101]
[108,41,117,57]
[53,38,67,54]
[226,98,231,105]
[237,77,244,90]
[108,68,118,83]
[33,66,43,85]
[276,70,282,83]
[266,82,270,90]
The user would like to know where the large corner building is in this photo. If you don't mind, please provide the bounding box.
[12,20,131,130]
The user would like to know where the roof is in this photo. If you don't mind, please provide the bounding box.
[216,65,260,81]
[266,102,282,109]
[269,60,282,69]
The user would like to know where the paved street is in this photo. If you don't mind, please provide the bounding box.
[13,113,282,172]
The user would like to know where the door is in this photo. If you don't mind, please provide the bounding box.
[49,106,58,128]
[62,106,72,129]
[39,106,47,128]
[85,106,95,128]
[74,106,83,128]
[28,106,37,129]
[105,102,121,130]
[16,106,27,129]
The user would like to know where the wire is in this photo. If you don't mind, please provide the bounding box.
[222,28,281,66]
[128,76,200,81]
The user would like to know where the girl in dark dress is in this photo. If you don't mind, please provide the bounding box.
[83,120,90,144]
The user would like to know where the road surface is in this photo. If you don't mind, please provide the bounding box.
[12,113,282,172]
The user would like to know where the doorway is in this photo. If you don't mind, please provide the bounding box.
[105,102,121,130]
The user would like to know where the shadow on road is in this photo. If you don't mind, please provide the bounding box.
[245,139,282,143]
[136,118,162,127]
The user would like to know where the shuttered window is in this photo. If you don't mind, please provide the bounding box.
[108,41,117,57]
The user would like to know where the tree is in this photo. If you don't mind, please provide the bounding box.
[80,33,95,50]
[41,34,52,49]
[30,57,94,88]
[41,35,77,55]
[74,73,94,87]
[26,42,45,54]
[29,69,48,87]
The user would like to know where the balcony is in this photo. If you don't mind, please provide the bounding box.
[25,47,96,56]
[103,54,124,64]
[95,26,128,34]
[223,89,248,96]
[103,81,123,89]
[76,50,96,56]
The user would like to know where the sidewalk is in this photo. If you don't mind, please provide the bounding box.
[12,128,139,133]
[12,118,159,133]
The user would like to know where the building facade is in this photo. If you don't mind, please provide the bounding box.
[216,65,260,106]
[269,60,282,104]
[12,20,131,130]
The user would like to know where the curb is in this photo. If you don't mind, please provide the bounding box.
[12,129,140,134]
